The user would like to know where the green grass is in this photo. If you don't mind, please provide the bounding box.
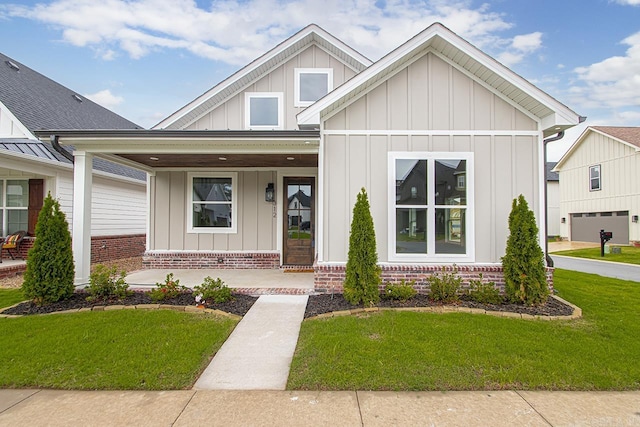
[554,246,640,265]
[288,269,640,391]
[0,310,237,390]
[0,288,25,309]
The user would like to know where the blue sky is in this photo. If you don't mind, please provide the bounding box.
[1,0,639,160]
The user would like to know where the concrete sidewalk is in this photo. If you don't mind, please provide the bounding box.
[2,389,639,426]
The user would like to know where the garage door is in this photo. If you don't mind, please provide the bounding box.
[570,211,629,244]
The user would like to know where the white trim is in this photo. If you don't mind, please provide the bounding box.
[316,122,325,262]
[187,172,238,234]
[244,92,284,130]
[323,129,540,137]
[146,173,151,252]
[0,100,36,140]
[589,164,601,192]
[388,151,475,263]
[72,151,93,285]
[294,68,333,107]
[0,178,29,235]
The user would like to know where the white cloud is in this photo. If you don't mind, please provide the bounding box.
[569,31,640,109]
[84,89,124,109]
[0,0,542,66]
[612,0,640,5]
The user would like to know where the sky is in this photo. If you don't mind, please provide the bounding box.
[1,0,639,161]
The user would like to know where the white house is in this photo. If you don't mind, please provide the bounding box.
[554,126,640,246]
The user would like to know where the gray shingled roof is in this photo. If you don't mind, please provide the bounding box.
[546,162,559,181]
[1,52,145,181]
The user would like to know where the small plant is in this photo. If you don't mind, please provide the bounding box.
[383,280,417,301]
[428,267,461,303]
[467,277,503,305]
[194,276,233,304]
[149,273,188,302]
[86,264,131,302]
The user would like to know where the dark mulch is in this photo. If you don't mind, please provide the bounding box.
[3,291,574,319]
[1,291,258,317]
[304,293,575,318]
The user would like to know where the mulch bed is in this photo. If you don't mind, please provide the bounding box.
[2,291,575,319]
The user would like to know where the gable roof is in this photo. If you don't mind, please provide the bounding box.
[154,24,372,130]
[0,52,141,132]
[297,22,583,137]
[546,162,559,181]
[554,126,640,171]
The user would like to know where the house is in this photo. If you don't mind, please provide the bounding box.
[38,23,583,288]
[546,162,560,237]
[0,52,147,263]
[554,126,640,246]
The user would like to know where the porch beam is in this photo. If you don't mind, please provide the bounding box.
[72,151,93,285]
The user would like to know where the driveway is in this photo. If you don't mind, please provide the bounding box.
[551,255,640,282]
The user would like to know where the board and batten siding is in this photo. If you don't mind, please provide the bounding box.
[149,170,279,251]
[321,52,542,264]
[184,45,357,131]
[558,132,640,243]
[0,107,29,138]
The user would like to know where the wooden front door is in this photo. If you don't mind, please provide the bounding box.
[283,177,314,265]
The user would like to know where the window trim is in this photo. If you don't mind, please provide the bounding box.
[0,178,29,235]
[244,92,283,130]
[294,68,333,107]
[388,152,475,263]
[589,164,601,191]
[187,172,237,234]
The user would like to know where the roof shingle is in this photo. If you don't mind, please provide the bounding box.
[592,126,640,148]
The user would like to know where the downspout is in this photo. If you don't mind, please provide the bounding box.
[543,131,564,268]
[50,135,74,162]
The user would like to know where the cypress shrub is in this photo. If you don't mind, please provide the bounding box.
[343,188,381,305]
[22,193,75,305]
[501,194,549,305]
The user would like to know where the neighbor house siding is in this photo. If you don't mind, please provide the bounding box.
[547,180,560,236]
[558,132,640,243]
[185,45,357,131]
[321,52,542,264]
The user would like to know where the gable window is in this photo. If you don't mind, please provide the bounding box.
[245,93,283,129]
[294,69,333,107]
[0,179,28,235]
[389,152,474,262]
[589,165,601,191]
[188,173,237,233]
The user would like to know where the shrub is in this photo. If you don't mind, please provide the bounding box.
[86,264,131,302]
[467,277,502,305]
[22,193,75,305]
[383,280,417,301]
[149,273,188,302]
[194,276,233,304]
[501,195,549,305]
[343,188,381,306]
[428,268,461,303]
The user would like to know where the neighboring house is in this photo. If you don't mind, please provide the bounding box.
[40,23,583,288]
[546,162,560,237]
[554,126,640,246]
[0,52,147,263]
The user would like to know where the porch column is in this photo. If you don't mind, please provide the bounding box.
[72,151,93,285]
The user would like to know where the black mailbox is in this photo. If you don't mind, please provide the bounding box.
[600,229,613,257]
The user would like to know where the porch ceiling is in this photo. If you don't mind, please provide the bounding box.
[116,153,318,168]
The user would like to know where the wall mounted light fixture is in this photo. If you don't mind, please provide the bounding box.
[561,217,566,223]
[265,183,275,202]
[633,215,638,223]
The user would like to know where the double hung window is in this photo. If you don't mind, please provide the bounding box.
[589,165,601,191]
[0,179,28,235]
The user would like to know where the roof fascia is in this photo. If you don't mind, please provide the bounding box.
[298,23,581,130]
[154,24,371,130]
[0,100,37,140]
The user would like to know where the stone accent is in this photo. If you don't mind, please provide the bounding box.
[142,251,280,270]
[313,263,555,294]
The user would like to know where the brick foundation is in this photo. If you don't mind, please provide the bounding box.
[142,251,280,269]
[313,263,555,294]
[0,235,146,263]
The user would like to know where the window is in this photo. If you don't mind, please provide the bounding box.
[1,179,28,235]
[294,69,333,107]
[389,152,474,262]
[188,173,237,233]
[589,165,601,191]
[245,92,283,129]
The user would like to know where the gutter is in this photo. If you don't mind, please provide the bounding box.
[50,134,74,162]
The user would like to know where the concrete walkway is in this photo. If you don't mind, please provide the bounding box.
[194,295,309,390]
[2,389,639,426]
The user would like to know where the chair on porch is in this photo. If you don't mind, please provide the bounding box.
[0,230,27,263]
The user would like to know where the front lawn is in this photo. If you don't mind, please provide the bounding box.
[288,269,640,390]
[0,310,237,390]
[553,246,640,265]
[0,288,24,309]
